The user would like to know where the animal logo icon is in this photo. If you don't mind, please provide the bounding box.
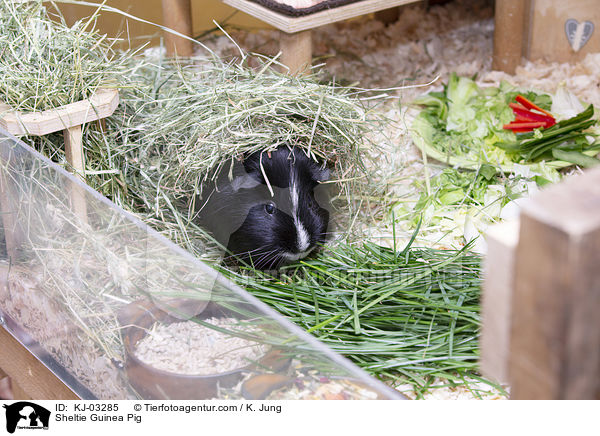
[2,402,50,433]
[565,19,595,52]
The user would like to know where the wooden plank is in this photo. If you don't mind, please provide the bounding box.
[0,327,79,400]
[480,219,519,385]
[0,372,12,400]
[162,0,194,57]
[64,125,85,177]
[11,381,30,401]
[222,0,420,33]
[492,0,527,73]
[525,0,600,63]
[508,167,600,399]
[280,30,312,75]
[0,88,119,136]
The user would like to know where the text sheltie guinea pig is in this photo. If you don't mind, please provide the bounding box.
[196,146,331,269]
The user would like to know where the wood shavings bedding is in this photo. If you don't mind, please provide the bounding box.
[135,318,267,375]
[0,265,132,399]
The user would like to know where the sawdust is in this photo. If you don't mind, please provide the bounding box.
[0,264,132,399]
[135,318,267,375]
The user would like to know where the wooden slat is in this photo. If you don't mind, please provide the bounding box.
[508,167,600,399]
[280,30,312,75]
[480,219,519,384]
[0,327,79,400]
[0,88,119,136]
[162,0,194,57]
[492,0,527,73]
[222,0,420,33]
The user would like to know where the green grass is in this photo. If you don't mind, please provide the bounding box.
[222,234,503,397]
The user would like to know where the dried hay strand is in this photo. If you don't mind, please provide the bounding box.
[0,0,137,112]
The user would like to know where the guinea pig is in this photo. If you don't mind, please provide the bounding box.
[196,145,331,270]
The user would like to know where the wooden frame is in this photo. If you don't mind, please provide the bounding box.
[222,0,420,75]
[0,88,119,177]
[0,89,119,233]
[481,167,600,399]
[222,0,417,33]
[0,327,79,400]
[162,0,194,57]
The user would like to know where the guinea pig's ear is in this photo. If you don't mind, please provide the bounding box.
[230,173,261,192]
[311,165,330,183]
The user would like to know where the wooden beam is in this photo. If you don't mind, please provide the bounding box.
[0,327,79,400]
[280,30,312,75]
[480,219,519,384]
[223,0,420,33]
[162,0,194,57]
[0,88,119,136]
[64,125,85,177]
[492,0,526,73]
[508,167,600,399]
[64,124,88,223]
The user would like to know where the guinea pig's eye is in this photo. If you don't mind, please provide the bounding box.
[264,202,276,215]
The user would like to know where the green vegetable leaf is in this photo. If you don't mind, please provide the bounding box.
[551,149,600,168]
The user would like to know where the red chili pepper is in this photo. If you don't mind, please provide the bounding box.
[503,121,547,131]
[509,102,529,111]
[515,95,554,118]
[509,103,556,124]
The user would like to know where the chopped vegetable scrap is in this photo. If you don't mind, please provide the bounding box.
[503,95,556,132]
[412,74,599,168]
[496,103,600,166]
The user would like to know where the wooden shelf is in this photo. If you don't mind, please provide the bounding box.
[0,88,119,136]
[222,0,419,33]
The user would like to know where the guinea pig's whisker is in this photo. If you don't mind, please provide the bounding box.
[252,250,280,268]
[256,250,285,270]
[223,244,270,261]
[240,247,279,268]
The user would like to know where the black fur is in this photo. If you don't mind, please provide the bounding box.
[197,146,331,269]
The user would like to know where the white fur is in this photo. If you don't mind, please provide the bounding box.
[291,173,310,253]
[283,247,314,261]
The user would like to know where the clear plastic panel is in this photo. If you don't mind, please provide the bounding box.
[0,129,402,400]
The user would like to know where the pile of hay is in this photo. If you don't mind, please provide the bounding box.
[0,0,132,111]
[1,1,388,260]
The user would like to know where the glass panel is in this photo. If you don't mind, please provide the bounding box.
[0,129,402,400]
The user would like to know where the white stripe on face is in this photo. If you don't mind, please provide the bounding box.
[291,172,310,253]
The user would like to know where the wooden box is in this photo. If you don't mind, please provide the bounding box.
[525,0,600,63]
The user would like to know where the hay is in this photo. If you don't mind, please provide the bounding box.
[0,0,136,112]
[25,56,391,258]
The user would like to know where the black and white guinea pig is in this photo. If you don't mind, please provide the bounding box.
[197,145,331,269]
